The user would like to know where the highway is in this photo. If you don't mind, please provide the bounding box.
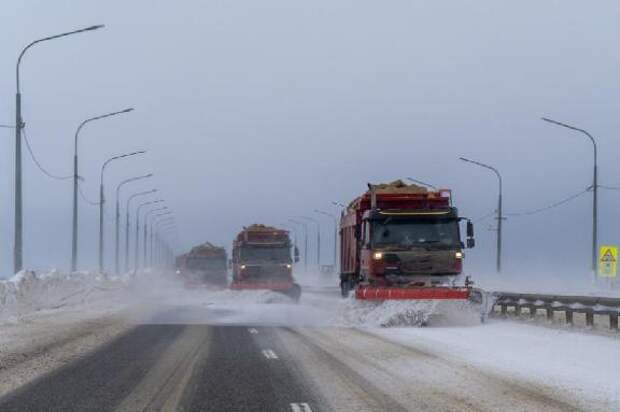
[0,291,587,412]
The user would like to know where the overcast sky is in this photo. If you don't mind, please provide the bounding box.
[2,1,620,279]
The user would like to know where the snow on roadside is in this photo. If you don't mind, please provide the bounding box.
[371,321,620,411]
[0,270,129,324]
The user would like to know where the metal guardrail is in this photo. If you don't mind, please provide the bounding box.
[492,292,620,330]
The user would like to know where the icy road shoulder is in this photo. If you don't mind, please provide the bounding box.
[370,321,620,411]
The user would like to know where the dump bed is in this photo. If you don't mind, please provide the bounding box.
[234,224,290,246]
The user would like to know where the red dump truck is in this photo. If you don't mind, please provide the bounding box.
[175,242,228,287]
[230,224,301,300]
[339,180,475,300]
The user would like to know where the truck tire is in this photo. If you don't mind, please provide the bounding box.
[286,283,302,302]
[340,279,350,298]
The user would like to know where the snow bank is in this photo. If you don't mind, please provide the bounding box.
[373,322,620,411]
[0,270,128,324]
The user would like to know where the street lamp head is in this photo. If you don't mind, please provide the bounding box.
[121,107,134,113]
[86,24,105,31]
[459,157,471,163]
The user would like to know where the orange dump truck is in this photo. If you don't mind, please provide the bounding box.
[176,242,228,287]
[339,180,476,300]
[230,224,301,300]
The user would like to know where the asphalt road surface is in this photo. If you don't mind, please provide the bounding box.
[0,308,583,412]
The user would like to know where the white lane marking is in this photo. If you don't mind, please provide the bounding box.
[248,328,258,334]
[290,403,312,412]
[262,349,279,359]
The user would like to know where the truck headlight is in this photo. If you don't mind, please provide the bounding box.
[455,252,463,259]
[285,264,292,269]
[240,264,247,270]
[373,252,383,260]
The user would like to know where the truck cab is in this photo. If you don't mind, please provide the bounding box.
[230,224,302,300]
[232,240,294,282]
[339,181,475,297]
[358,208,473,287]
[176,243,228,287]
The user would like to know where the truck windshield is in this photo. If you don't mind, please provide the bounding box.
[186,257,226,271]
[371,219,459,248]
[241,246,291,263]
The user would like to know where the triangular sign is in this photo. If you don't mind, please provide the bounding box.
[601,249,616,262]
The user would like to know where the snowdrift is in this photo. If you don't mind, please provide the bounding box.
[0,270,128,324]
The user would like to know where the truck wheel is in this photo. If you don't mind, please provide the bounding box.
[340,280,350,298]
[287,283,302,302]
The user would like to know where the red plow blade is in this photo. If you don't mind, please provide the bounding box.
[355,286,471,300]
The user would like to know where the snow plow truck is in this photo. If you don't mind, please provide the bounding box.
[339,180,476,301]
[230,224,302,301]
[175,242,228,287]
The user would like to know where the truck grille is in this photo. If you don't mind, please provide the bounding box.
[242,264,289,279]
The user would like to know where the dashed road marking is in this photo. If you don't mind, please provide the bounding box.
[290,402,312,412]
[248,328,258,334]
[261,349,279,359]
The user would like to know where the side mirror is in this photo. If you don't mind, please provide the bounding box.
[294,246,300,263]
[466,238,475,249]
[466,220,474,238]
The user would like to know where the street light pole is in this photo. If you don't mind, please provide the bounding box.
[155,219,175,267]
[301,216,321,270]
[125,189,156,272]
[460,157,503,273]
[143,207,168,266]
[280,223,299,253]
[99,151,146,273]
[542,117,598,275]
[315,209,338,271]
[14,24,104,273]
[72,107,134,271]
[115,173,153,274]
[136,200,164,271]
[151,213,173,266]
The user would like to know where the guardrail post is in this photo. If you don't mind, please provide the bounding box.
[585,311,594,327]
[566,310,573,325]
[494,292,620,330]
[546,307,553,321]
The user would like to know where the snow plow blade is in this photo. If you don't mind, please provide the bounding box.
[355,286,471,300]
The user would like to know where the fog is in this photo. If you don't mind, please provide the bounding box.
[2,1,620,283]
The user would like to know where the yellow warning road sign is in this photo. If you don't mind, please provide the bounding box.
[598,245,617,278]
